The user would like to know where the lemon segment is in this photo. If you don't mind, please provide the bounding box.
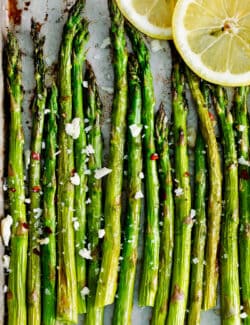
[116,0,176,40]
[172,0,250,86]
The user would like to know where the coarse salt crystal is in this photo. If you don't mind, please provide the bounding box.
[25,150,31,169]
[192,257,199,264]
[85,125,92,133]
[79,248,92,260]
[33,208,43,219]
[190,209,196,219]
[83,144,95,156]
[240,312,248,319]
[73,220,80,231]
[25,198,31,204]
[38,237,50,245]
[139,172,144,179]
[3,285,8,293]
[98,229,105,238]
[134,191,144,200]
[44,109,51,114]
[239,125,246,132]
[129,124,143,137]
[70,173,80,186]
[94,167,112,179]
[1,215,13,246]
[238,156,250,166]
[86,198,92,204]
[65,118,81,139]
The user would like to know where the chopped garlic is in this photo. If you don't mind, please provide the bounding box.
[174,187,184,197]
[83,144,95,156]
[85,125,92,133]
[33,208,43,219]
[79,248,92,260]
[135,191,144,200]
[238,156,250,166]
[1,215,13,246]
[80,287,90,297]
[98,229,105,238]
[82,80,88,88]
[94,167,112,179]
[2,255,10,269]
[100,37,111,49]
[70,173,80,186]
[139,172,144,179]
[65,118,81,139]
[38,237,49,245]
[240,312,248,319]
[238,125,246,132]
[129,124,143,137]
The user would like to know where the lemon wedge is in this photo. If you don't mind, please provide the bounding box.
[116,0,176,40]
[172,0,250,86]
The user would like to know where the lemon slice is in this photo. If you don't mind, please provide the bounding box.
[172,0,250,86]
[116,0,176,40]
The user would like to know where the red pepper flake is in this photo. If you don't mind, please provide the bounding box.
[150,153,159,161]
[6,291,13,300]
[33,248,41,256]
[32,185,41,193]
[240,169,250,180]
[208,112,215,121]
[31,152,40,161]
[171,285,185,302]
[9,188,16,193]
[184,171,190,177]
[44,226,52,235]
[71,168,76,176]
[22,222,29,229]
[161,192,167,200]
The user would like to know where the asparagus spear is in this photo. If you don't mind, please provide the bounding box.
[234,86,250,323]
[186,68,222,310]
[166,51,191,325]
[41,84,58,325]
[84,63,104,325]
[95,0,128,307]
[57,1,85,322]
[151,105,174,325]
[188,130,207,325]
[213,85,240,325]
[27,20,47,325]
[113,54,143,325]
[72,19,89,314]
[5,32,28,325]
[126,23,160,307]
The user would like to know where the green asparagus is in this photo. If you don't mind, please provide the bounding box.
[234,86,250,324]
[213,85,240,325]
[72,19,89,314]
[186,68,222,310]
[126,23,160,307]
[95,0,128,307]
[5,32,28,325]
[113,54,143,325]
[41,84,58,325]
[151,105,174,325]
[57,1,85,322]
[166,50,191,325]
[27,20,47,325]
[84,63,104,325]
[188,130,207,325]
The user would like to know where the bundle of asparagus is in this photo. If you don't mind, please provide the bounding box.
[3,1,250,325]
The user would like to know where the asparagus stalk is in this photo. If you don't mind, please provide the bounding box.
[27,20,47,325]
[84,63,104,325]
[41,84,58,325]
[72,19,89,314]
[5,32,28,325]
[126,23,160,307]
[95,0,128,307]
[188,130,207,325]
[166,51,191,325]
[186,68,222,310]
[213,85,240,325]
[151,105,174,325]
[234,86,250,323]
[113,54,143,325]
[57,1,85,322]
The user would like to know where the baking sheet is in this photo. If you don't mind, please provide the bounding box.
[0,0,220,324]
